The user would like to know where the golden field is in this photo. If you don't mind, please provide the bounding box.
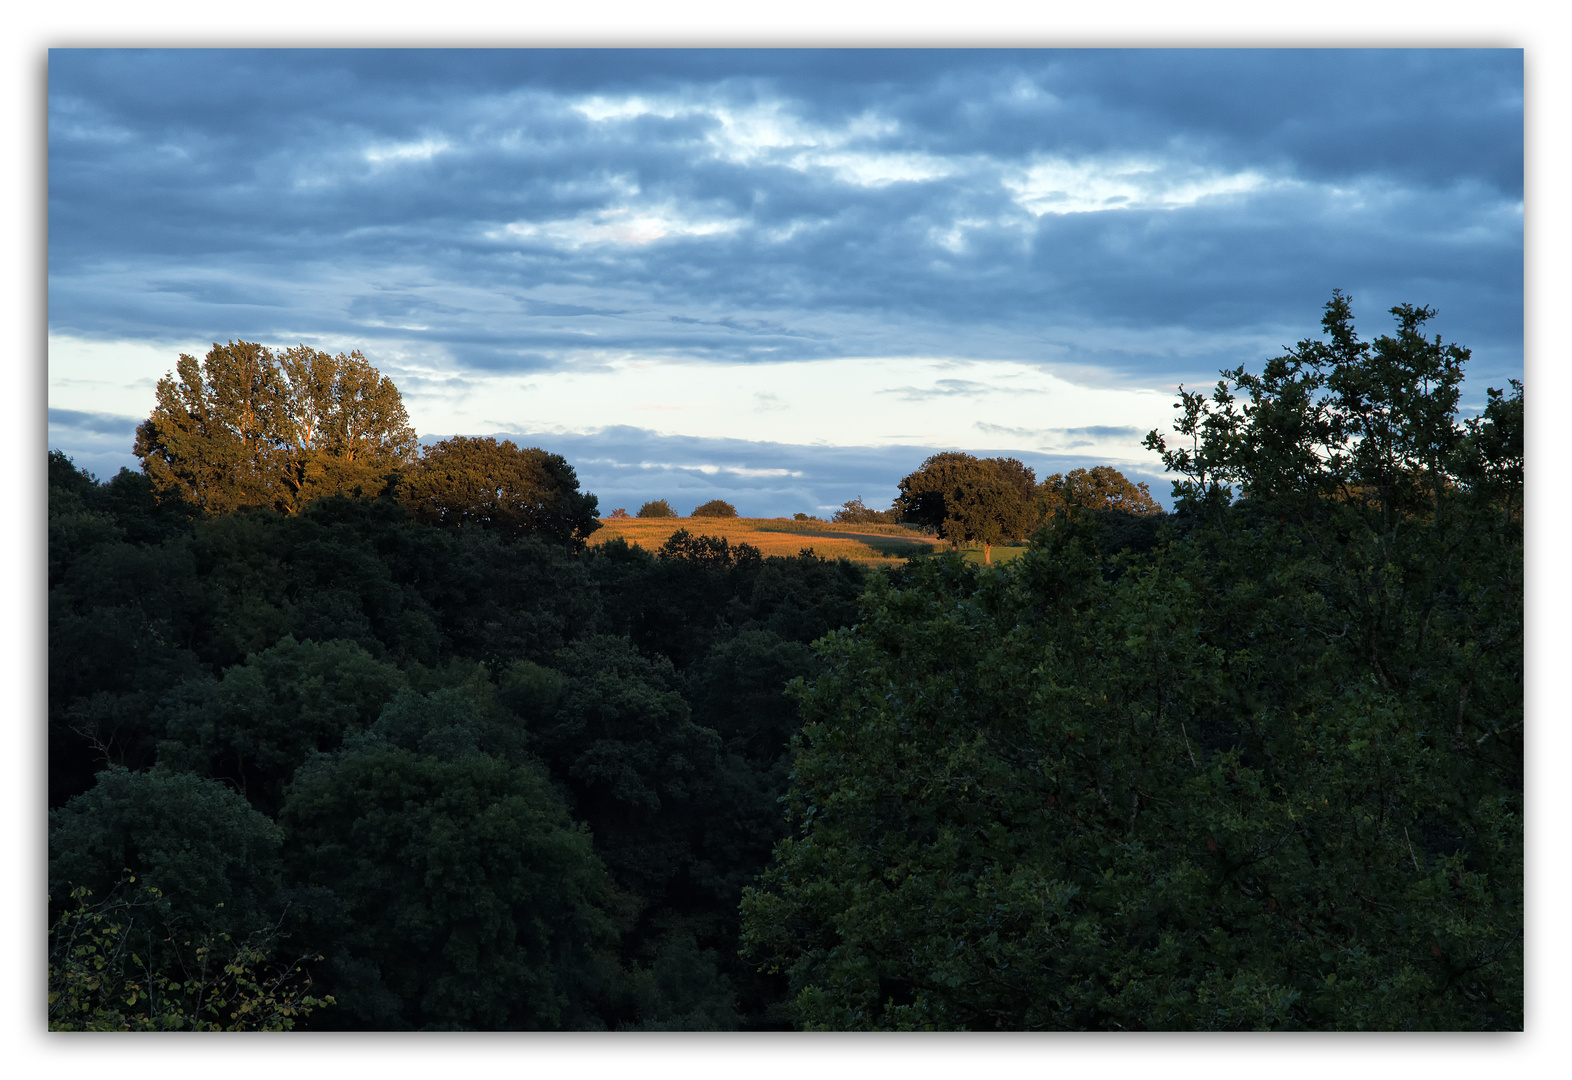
[588,516,949,564]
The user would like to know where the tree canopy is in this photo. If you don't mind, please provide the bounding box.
[134,342,417,515]
[637,500,676,518]
[1039,466,1162,520]
[896,452,1038,563]
[691,499,738,519]
[742,295,1522,1030]
[398,436,601,550]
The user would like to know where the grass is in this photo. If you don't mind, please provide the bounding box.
[589,517,1030,566]
[589,517,946,564]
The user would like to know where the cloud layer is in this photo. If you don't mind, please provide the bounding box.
[47,49,1523,508]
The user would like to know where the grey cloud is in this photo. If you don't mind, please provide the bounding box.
[49,408,143,437]
[975,422,1145,441]
[48,50,1522,406]
[881,380,1000,402]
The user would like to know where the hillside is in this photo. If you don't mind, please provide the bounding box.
[591,516,949,563]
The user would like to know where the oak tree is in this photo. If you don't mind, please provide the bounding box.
[896,452,1036,564]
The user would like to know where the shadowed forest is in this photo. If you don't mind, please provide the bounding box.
[48,295,1522,1030]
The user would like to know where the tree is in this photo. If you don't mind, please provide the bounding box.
[637,499,676,518]
[156,635,408,816]
[692,499,738,518]
[50,765,289,992]
[399,436,601,550]
[896,453,1036,564]
[742,296,1522,1030]
[609,508,631,519]
[832,496,893,524]
[280,715,618,1029]
[1039,466,1162,521]
[135,342,417,515]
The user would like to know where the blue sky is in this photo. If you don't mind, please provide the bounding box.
[47,48,1523,515]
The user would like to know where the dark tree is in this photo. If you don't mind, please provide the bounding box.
[743,296,1523,1031]
[399,436,601,550]
[691,499,738,518]
[637,499,676,518]
[896,452,1036,564]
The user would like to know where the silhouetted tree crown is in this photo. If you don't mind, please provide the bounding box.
[691,499,738,519]
[637,500,676,518]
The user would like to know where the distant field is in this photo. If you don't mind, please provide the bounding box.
[589,517,1030,565]
[590,517,946,563]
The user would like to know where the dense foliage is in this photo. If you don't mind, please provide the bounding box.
[741,296,1522,1030]
[897,452,1039,563]
[135,342,418,515]
[1039,466,1162,519]
[691,499,739,518]
[49,446,866,1029]
[399,435,602,550]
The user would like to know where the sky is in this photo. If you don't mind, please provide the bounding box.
[46,48,1524,515]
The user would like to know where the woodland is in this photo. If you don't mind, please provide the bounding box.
[48,294,1522,1030]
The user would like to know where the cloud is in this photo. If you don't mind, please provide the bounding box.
[975,421,1145,441]
[497,204,747,248]
[48,407,141,437]
[46,49,1523,499]
[1004,157,1272,216]
[880,379,1002,402]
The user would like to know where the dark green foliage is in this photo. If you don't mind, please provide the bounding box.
[522,635,721,901]
[691,499,738,518]
[156,636,407,815]
[742,296,1522,1030]
[897,452,1038,563]
[280,741,618,1030]
[50,767,285,940]
[636,499,676,518]
[49,450,870,1029]
[686,629,816,764]
[588,531,863,670]
[400,435,601,550]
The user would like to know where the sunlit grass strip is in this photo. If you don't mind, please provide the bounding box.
[591,517,946,563]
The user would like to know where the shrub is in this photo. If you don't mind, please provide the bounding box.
[637,500,676,518]
[608,508,631,519]
[691,500,737,519]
